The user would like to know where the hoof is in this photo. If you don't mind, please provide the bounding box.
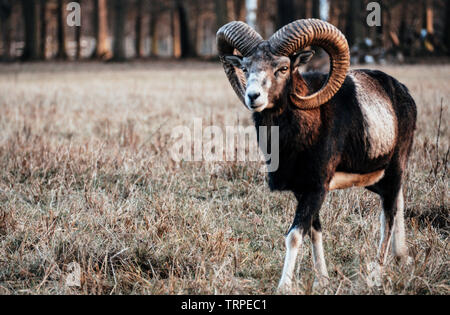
[366,261,382,288]
[405,256,413,265]
[277,281,293,295]
[395,255,413,266]
[313,276,329,289]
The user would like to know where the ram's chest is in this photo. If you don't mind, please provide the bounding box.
[350,71,397,159]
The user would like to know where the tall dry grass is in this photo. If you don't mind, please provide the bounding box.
[0,62,448,294]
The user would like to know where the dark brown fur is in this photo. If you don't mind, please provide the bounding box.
[230,43,416,241]
[254,68,416,235]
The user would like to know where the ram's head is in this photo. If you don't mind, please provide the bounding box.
[217,19,350,112]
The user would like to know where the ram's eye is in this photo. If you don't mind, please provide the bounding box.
[241,67,248,73]
[277,66,289,74]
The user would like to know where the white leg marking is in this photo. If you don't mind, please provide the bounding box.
[278,228,303,293]
[392,187,408,258]
[311,228,329,286]
[377,211,392,265]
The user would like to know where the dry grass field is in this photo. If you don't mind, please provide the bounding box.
[0,61,448,295]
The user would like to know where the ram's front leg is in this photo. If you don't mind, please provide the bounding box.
[277,190,327,293]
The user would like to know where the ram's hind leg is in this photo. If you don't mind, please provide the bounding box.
[369,162,408,264]
[391,186,408,258]
[378,203,394,265]
[378,184,409,265]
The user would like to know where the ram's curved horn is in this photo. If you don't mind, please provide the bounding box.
[269,19,350,109]
[217,21,264,104]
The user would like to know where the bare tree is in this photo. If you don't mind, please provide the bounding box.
[150,1,159,57]
[56,0,68,59]
[176,0,196,58]
[0,0,12,61]
[235,0,246,21]
[40,0,47,59]
[277,0,296,29]
[112,0,127,61]
[135,0,143,58]
[345,0,363,47]
[445,0,450,53]
[424,0,434,35]
[172,1,182,58]
[191,0,201,57]
[215,0,228,30]
[311,0,321,19]
[92,0,111,59]
[21,0,39,61]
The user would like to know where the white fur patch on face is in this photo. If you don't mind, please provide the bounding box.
[245,72,271,111]
[350,71,397,159]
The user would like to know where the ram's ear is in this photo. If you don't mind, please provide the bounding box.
[291,50,315,69]
[224,55,243,68]
[289,61,310,99]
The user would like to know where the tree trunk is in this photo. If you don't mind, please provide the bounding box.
[398,0,409,55]
[331,0,347,32]
[0,0,12,61]
[234,0,246,21]
[215,0,228,30]
[296,0,307,18]
[277,0,295,29]
[135,0,143,58]
[91,0,110,59]
[21,0,39,61]
[40,0,47,59]
[257,0,268,38]
[328,0,339,26]
[56,0,67,59]
[177,0,195,58]
[345,0,363,47]
[112,0,127,61]
[192,0,201,56]
[149,2,159,57]
[445,0,450,53]
[172,2,181,58]
[311,0,321,19]
[422,0,435,53]
[424,0,433,34]
[75,28,81,59]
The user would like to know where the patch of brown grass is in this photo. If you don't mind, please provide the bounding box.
[0,62,448,294]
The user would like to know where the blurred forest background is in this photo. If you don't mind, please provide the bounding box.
[0,0,449,63]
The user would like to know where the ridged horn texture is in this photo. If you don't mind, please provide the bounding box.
[269,19,350,109]
[217,21,263,104]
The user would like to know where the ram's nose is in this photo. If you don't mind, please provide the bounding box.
[247,92,261,103]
